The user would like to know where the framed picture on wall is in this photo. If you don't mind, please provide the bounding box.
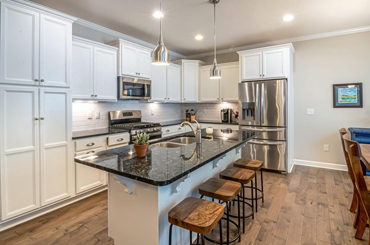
[333,83,363,108]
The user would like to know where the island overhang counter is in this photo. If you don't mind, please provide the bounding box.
[75,129,258,245]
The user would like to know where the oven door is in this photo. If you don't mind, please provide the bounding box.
[119,77,151,100]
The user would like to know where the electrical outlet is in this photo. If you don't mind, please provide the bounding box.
[307,108,314,115]
[324,144,330,152]
[88,111,93,119]
[95,111,100,119]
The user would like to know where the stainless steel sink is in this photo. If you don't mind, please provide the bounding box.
[151,142,184,148]
[168,137,197,145]
[151,137,197,148]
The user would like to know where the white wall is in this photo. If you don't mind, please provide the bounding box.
[293,31,370,166]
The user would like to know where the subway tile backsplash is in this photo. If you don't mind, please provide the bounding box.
[72,101,238,132]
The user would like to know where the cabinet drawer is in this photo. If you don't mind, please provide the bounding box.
[75,147,104,156]
[108,133,130,146]
[75,137,103,152]
[162,125,186,136]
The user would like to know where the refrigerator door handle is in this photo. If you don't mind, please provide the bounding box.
[248,140,284,146]
[255,83,260,125]
[241,127,284,132]
[261,82,265,125]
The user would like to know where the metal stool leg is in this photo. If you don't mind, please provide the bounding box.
[190,231,192,245]
[219,219,223,245]
[242,184,245,233]
[251,180,254,219]
[169,224,173,245]
[197,234,199,245]
[237,193,241,242]
[226,201,230,245]
[261,169,264,203]
[202,234,205,245]
[255,173,258,212]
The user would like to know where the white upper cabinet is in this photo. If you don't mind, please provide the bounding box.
[199,62,239,103]
[0,3,73,87]
[71,37,117,102]
[181,60,202,102]
[0,3,40,86]
[240,52,262,80]
[93,46,117,101]
[220,64,239,102]
[0,86,40,220]
[166,64,181,102]
[199,67,220,102]
[238,44,294,81]
[39,88,71,206]
[108,39,152,79]
[150,64,181,102]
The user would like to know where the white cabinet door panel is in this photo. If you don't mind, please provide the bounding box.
[120,44,137,77]
[40,89,71,205]
[0,86,40,220]
[166,64,181,102]
[241,52,262,80]
[263,49,286,78]
[150,65,167,102]
[137,49,151,79]
[39,14,71,87]
[220,65,239,102]
[182,62,199,102]
[93,47,117,101]
[71,41,94,99]
[200,67,220,102]
[0,3,39,85]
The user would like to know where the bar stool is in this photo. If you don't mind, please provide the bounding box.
[198,178,241,245]
[219,167,255,234]
[234,158,264,212]
[168,197,224,245]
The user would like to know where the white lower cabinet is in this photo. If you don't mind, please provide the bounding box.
[0,86,72,221]
[162,125,187,137]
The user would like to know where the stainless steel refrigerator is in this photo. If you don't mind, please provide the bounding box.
[239,79,288,172]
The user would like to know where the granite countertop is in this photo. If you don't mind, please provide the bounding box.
[72,128,129,140]
[75,129,258,186]
[160,119,239,127]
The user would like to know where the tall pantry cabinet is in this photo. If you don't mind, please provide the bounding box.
[0,1,74,221]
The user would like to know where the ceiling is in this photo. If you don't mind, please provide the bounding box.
[31,0,370,56]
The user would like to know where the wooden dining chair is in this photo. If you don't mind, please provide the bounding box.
[340,128,358,213]
[343,134,370,241]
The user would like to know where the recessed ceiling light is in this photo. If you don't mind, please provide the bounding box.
[283,14,294,22]
[153,11,163,18]
[195,35,203,40]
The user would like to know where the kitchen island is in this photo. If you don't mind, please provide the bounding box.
[75,128,257,245]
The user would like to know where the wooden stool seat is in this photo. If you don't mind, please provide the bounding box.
[219,167,255,184]
[233,158,263,171]
[168,197,224,234]
[199,178,241,202]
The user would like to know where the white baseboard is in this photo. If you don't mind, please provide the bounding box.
[294,159,348,171]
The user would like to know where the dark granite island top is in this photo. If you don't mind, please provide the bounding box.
[75,129,258,186]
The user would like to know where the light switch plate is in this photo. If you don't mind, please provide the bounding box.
[95,111,100,119]
[324,144,330,152]
[307,108,314,115]
[88,111,93,119]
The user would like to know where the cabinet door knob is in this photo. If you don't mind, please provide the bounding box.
[35,117,39,120]
[117,138,124,142]
[34,79,39,82]
[86,151,95,154]
[40,79,44,82]
[178,128,182,130]
[40,117,44,120]
[184,98,186,100]
[91,95,94,97]
[95,95,97,97]
[166,130,170,132]
[86,142,95,147]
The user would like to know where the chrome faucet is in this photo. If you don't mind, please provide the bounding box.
[180,120,202,144]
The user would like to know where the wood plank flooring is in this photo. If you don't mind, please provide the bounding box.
[0,165,368,244]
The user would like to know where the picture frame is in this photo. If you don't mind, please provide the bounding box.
[333,83,363,108]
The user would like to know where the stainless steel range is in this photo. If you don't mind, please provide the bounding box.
[109,110,162,143]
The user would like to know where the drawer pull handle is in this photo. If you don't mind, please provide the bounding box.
[86,143,95,147]
[117,138,124,142]
[178,128,182,130]
[166,130,170,132]
[86,151,95,154]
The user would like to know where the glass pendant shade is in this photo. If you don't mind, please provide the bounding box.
[152,0,169,66]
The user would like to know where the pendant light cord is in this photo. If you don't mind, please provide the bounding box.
[159,0,163,43]
[213,2,217,63]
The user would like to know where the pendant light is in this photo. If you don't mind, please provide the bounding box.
[210,0,221,79]
[152,0,170,66]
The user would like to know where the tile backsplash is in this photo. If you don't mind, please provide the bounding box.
[72,101,238,131]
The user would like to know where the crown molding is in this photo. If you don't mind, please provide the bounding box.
[74,19,186,60]
[186,25,370,59]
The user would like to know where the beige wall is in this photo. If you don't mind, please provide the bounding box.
[200,31,370,166]
[293,32,370,165]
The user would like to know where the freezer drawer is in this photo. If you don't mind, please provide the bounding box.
[242,139,287,172]
[240,126,286,140]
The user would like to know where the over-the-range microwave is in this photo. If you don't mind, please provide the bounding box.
[118,76,151,100]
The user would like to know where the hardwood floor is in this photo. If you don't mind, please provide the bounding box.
[0,165,368,244]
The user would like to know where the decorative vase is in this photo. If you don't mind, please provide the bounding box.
[190,115,195,122]
[134,144,149,158]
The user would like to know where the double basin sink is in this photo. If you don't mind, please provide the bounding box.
[151,137,197,148]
